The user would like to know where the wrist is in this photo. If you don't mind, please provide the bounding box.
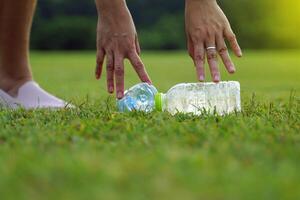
[185,0,217,6]
[186,0,216,2]
[96,0,128,18]
[185,0,218,12]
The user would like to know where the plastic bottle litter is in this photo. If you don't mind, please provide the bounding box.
[117,81,241,115]
[117,83,158,112]
[155,81,241,115]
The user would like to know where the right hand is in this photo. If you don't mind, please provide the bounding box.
[95,2,151,99]
[185,0,242,82]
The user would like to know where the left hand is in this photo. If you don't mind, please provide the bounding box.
[95,1,151,99]
[185,0,242,82]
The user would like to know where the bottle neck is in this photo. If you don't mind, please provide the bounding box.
[155,93,165,111]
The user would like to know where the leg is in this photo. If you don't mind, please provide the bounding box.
[0,0,71,109]
[0,0,36,96]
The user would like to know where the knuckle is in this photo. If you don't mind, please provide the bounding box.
[114,63,122,70]
[107,77,114,82]
[194,54,204,61]
[107,80,114,84]
[195,27,206,34]
[125,46,135,55]
[115,66,124,76]
[228,33,237,42]
[214,23,222,30]
[218,46,228,55]
[106,62,114,71]
[134,61,144,70]
[207,51,218,60]
[107,66,114,72]
[128,43,136,50]
[96,57,103,65]
[205,29,215,38]
[190,35,199,43]
[190,31,203,43]
[127,48,136,57]
[127,50,136,58]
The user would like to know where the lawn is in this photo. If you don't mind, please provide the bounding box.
[0,50,299,200]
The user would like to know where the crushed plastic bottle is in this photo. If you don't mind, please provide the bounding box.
[155,81,241,115]
[117,83,158,112]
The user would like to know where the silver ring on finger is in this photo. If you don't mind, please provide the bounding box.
[206,46,217,51]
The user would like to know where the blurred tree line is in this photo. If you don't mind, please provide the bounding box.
[31,0,300,50]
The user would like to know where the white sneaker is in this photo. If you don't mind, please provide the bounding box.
[0,81,73,109]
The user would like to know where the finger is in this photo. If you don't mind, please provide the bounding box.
[187,35,194,59]
[135,35,141,55]
[205,39,220,83]
[224,28,242,57]
[95,48,105,79]
[114,52,125,99]
[193,43,205,81]
[128,51,152,84]
[216,35,235,74]
[106,52,114,94]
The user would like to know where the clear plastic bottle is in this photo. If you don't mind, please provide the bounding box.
[155,81,241,115]
[117,83,158,112]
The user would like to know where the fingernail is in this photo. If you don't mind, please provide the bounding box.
[238,50,243,57]
[117,91,123,99]
[199,75,205,81]
[214,74,220,82]
[144,79,152,85]
[108,86,114,93]
[230,66,236,73]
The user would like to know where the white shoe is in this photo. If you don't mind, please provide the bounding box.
[0,81,73,110]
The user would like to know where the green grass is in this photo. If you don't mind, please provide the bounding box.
[0,50,299,200]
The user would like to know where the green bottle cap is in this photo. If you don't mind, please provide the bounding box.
[155,93,163,111]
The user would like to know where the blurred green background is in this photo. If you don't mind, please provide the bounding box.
[1,1,300,199]
[31,0,300,50]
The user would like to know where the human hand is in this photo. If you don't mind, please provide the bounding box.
[185,0,242,82]
[95,0,151,99]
